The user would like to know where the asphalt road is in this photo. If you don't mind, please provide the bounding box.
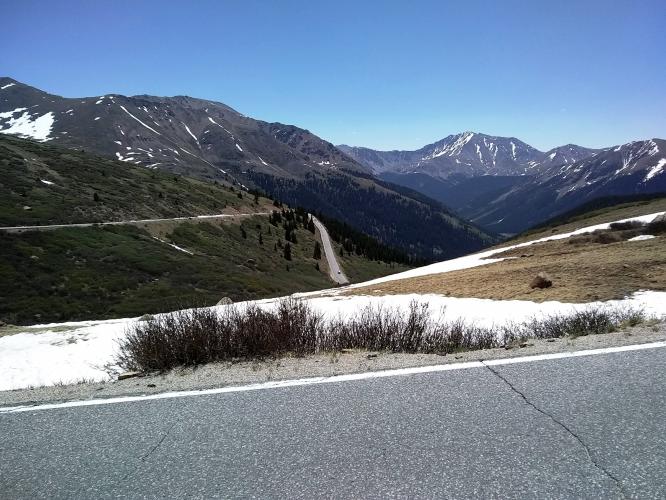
[312,216,349,285]
[0,212,270,233]
[2,346,665,499]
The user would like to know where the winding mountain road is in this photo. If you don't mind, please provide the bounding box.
[1,343,665,498]
[0,212,270,233]
[312,216,349,285]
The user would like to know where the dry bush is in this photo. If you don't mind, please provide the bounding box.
[117,299,648,371]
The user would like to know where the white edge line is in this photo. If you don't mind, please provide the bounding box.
[2,341,665,415]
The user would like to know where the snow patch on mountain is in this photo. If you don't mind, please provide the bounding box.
[0,109,55,142]
[118,105,161,136]
[182,122,199,147]
[645,158,666,181]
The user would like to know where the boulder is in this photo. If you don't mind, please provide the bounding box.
[217,297,233,306]
[530,272,553,289]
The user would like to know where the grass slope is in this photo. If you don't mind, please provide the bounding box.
[0,136,413,324]
[0,134,271,226]
[1,217,331,324]
[348,198,666,303]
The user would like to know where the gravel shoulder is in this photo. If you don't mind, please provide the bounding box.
[2,321,664,408]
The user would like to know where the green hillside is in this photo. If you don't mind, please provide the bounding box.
[0,134,271,226]
[0,136,410,325]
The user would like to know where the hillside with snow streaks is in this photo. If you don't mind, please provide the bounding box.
[342,132,666,233]
[0,77,367,182]
[339,132,598,179]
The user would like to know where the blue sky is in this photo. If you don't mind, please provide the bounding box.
[3,0,665,151]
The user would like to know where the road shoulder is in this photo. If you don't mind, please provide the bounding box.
[1,322,664,408]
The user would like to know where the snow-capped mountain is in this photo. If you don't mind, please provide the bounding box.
[461,138,666,233]
[0,77,367,183]
[339,132,596,178]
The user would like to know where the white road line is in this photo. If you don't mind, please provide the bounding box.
[2,341,665,414]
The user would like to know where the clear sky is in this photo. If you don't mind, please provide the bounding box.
[2,0,665,151]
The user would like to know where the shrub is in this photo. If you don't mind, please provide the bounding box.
[609,220,645,231]
[117,300,648,371]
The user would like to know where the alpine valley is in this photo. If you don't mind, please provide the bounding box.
[0,77,493,260]
[2,76,665,244]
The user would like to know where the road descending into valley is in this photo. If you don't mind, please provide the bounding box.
[312,216,349,285]
[0,212,271,233]
[2,344,665,498]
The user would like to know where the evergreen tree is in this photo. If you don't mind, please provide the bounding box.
[93,192,100,202]
[283,242,292,261]
[240,226,247,239]
[313,241,322,260]
[258,233,263,245]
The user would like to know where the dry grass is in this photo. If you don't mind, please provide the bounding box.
[346,233,665,303]
[506,198,666,245]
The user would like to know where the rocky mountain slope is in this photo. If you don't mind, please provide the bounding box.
[339,132,597,179]
[0,77,495,260]
[469,139,666,233]
[342,133,666,233]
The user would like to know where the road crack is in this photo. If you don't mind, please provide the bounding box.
[482,361,627,499]
[139,420,178,462]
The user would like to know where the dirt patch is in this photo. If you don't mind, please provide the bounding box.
[346,234,665,302]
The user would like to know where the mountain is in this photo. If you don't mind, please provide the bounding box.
[0,77,496,260]
[468,139,666,233]
[341,133,665,234]
[0,77,366,182]
[339,132,596,179]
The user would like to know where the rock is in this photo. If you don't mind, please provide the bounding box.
[366,352,378,359]
[520,253,533,258]
[546,338,556,343]
[0,320,6,327]
[118,371,141,381]
[147,383,156,388]
[216,297,233,306]
[23,205,32,210]
[246,258,256,265]
[138,314,154,322]
[530,272,553,289]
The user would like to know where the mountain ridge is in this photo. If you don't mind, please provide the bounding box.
[0,77,495,260]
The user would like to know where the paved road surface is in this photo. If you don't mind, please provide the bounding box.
[0,212,270,233]
[2,345,665,498]
[312,216,349,285]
